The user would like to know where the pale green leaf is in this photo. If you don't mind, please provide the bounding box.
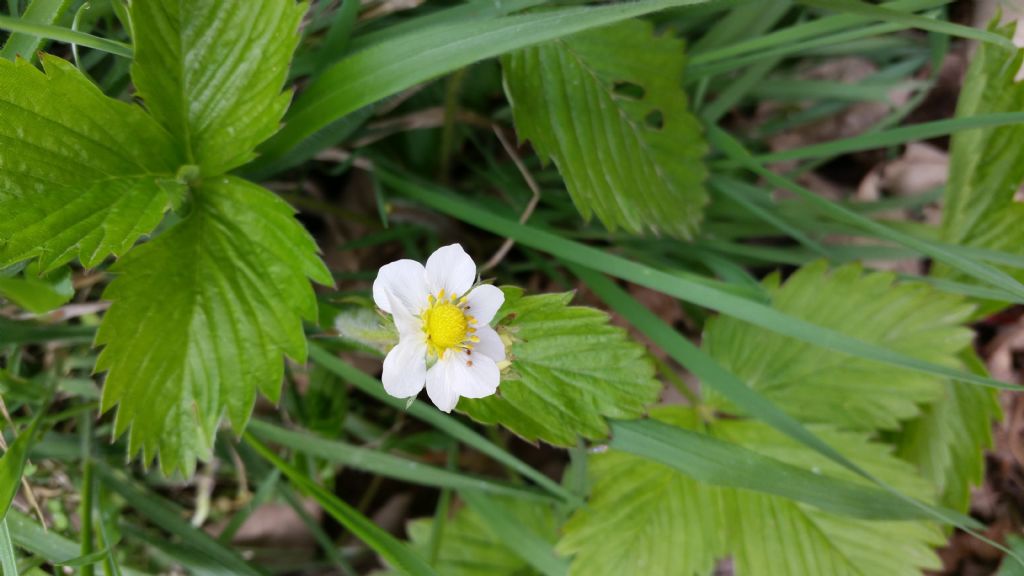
[401,497,558,576]
[95,176,331,475]
[0,263,72,313]
[935,19,1024,301]
[0,54,181,271]
[459,287,661,446]
[704,262,975,430]
[895,351,1001,511]
[130,0,305,175]
[559,407,943,576]
[503,19,708,237]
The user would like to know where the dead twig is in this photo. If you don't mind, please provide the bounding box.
[480,125,541,272]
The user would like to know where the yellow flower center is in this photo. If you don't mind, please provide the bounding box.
[421,290,479,358]
[424,303,467,350]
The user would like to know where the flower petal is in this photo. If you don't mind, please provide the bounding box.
[426,360,460,412]
[447,349,500,399]
[425,244,476,297]
[465,284,505,325]
[382,338,427,398]
[473,326,506,362]
[373,259,429,316]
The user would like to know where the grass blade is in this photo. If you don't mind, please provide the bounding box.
[799,0,1013,47]
[0,417,40,519]
[707,126,1024,303]
[93,464,262,576]
[307,344,580,505]
[611,418,939,521]
[461,491,568,576]
[0,0,73,63]
[0,14,131,57]
[0,520,16,576]
[377,167,1020,392]
[245,433,438,576]
[249,420,556,502]
[260,0,712,163]
[722,112,1024,166]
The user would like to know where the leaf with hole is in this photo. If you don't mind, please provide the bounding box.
[503,18,708,237]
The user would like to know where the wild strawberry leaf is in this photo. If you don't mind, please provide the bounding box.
[383,498,558,576]
[502,18,708,238]
[558,407,944,576]
[129,0,305,175]
[96,176,331,475]
[703,262,976,431]
[895,351,1001,511]
[935,19,1024,310]
[458,287,661,446]
[0,54,181,271]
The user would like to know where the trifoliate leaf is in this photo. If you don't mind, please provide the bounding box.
[704,262,975,431]
[895,351,1000,511]
[130,0,305,175]
[394,498,558,576]
[502,18,708,238]
[459,287,661,446]
[0,54,181,271]
[559,407,943,576]
[0,263,73,313]
[95,176,331,475]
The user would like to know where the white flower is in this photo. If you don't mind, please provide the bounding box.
[372,244,506,412]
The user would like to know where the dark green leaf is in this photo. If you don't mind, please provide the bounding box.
[130,0,305,175]
[0,54,181,271]
[96,177,331,475]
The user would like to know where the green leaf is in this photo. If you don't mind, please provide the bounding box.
[259,0,713,164]
[0,0,72,63]
[895,351,1001,511]
[0,520,16,576]
[0,263,73,313]
[95,176,331,475]
[935,19,1024,300]
[460,491,568,576]
[129,0,305,175]
[609,417,949,522]
[502,18,707,237]
[459,287,661,446]
[559,407,944,576]
[401,496,559,576]
[0,54,181,271]
[6,510,79,563]
[704,262,976,431]
[0,419,39,520]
